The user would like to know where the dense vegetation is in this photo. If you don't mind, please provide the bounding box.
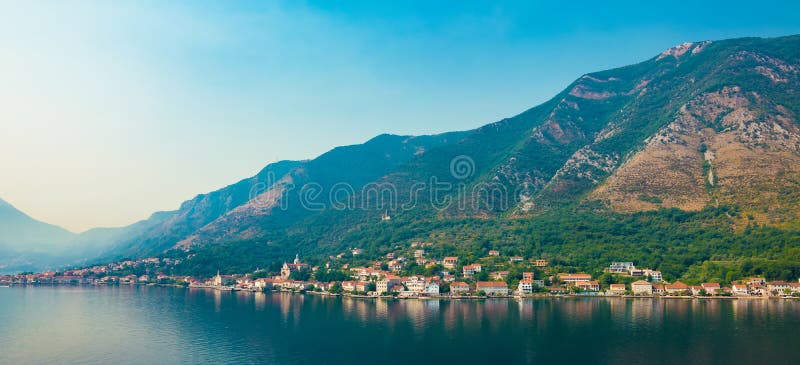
[170,204,800,284]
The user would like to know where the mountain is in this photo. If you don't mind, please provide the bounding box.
[390,36,800,223]
[160,35,800,279]
[0,198,78,273]
[5,35,799,279]
[96,132,468,259]
[0,198,75,252]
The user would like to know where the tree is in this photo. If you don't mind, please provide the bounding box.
[424,264,444,277]
[599,273,616,287]
[289,269,311,281]
[315,269,349,282]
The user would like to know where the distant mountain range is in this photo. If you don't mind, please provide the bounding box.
[0,198,74,251]
[2,34,799,274]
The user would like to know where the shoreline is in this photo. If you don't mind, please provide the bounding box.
[5,282,798,301]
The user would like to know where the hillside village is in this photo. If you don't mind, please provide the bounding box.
[4,243,800,299]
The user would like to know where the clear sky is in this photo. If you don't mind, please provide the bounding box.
[1,0,799,232]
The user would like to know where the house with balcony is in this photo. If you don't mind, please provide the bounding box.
[518,279,534,294]
[462,264,482,277]
[608,262,635,274]
[443,257,459,270]
[450,282,470,295]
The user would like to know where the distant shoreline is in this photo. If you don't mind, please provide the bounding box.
[5,283,799,301]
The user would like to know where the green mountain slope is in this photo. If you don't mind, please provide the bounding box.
[98,132,468,259]
[168,35,800,280]
[11,35,797,280]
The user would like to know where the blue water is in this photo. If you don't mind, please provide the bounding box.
[1,286,798,364]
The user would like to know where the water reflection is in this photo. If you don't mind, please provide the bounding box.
[2,287,799,365]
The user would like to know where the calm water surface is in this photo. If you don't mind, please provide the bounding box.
[1,286,798,364]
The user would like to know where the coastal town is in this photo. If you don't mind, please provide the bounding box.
[4,244,800,300]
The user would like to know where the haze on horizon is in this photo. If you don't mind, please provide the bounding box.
[1,0,799,233]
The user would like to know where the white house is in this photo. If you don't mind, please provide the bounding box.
[608,262,635,273]
[425,282,439,295]
[731,283,749,296]
[518,279,534,294]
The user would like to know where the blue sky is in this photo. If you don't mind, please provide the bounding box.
[1,0,799,231]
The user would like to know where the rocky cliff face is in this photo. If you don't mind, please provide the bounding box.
[95,35,800,259]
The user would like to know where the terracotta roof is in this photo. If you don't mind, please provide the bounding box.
[666,281,688,289]
[560,273,592,279]
[476,281,507,288]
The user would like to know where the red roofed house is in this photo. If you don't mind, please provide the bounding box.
[575,280,600,292]
[476,281,509,296]
[462,264,482,277]
[767,281,791,295]
[518,279,534,294]
[608,284,626,295]
[560,273,592,284]
[341,281,358,292]
[665,281,689,295]
[731,283,749,296]
[450,282,470,295]
[701,283,721,295]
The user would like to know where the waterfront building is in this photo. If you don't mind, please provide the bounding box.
[518,279,534,294]
[631,280,653,295]
[608,284,626,295]
[450,282,470,295]
[476,281,509,296]
[665,281,689,295]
